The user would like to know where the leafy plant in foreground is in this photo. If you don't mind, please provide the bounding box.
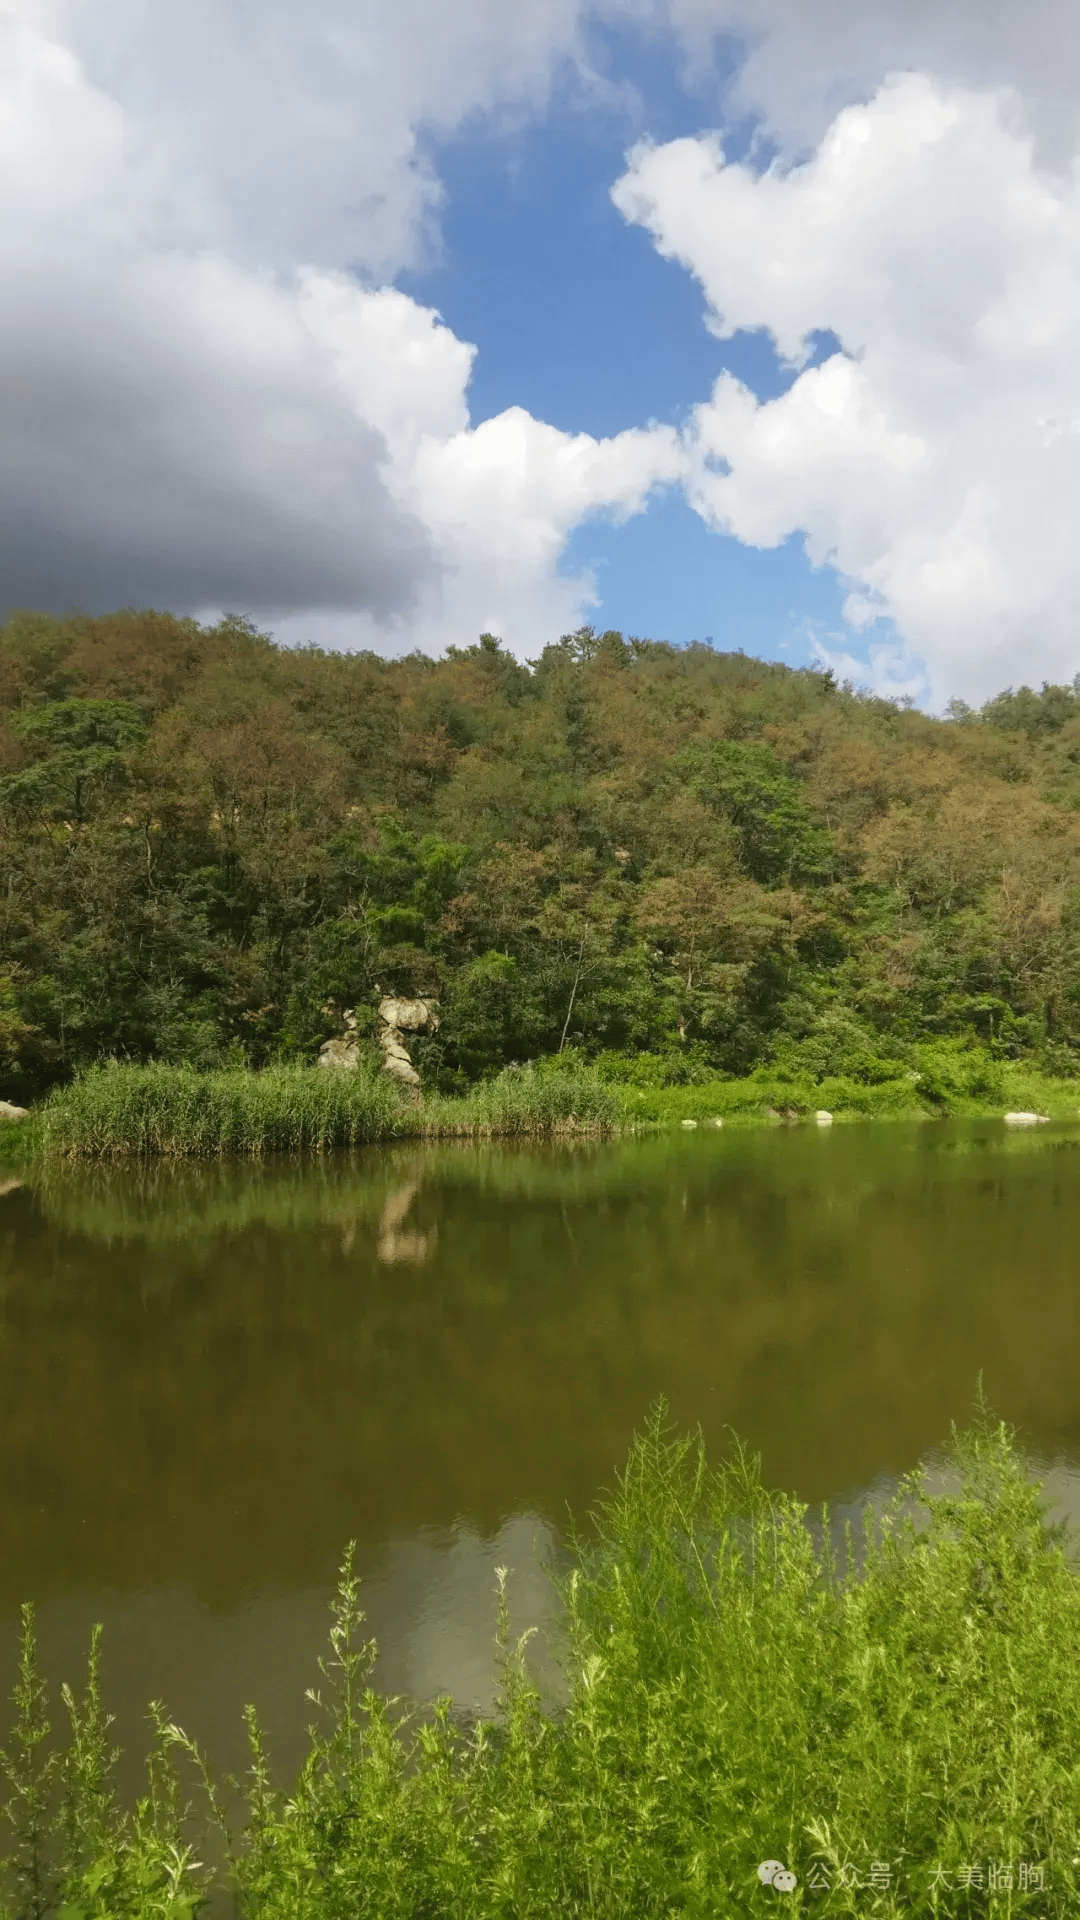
[4,1400,1080,1915]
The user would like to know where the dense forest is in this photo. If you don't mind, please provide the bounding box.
[3,606,1080,1105]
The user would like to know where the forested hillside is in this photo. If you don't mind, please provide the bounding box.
[3,607,1080,1104]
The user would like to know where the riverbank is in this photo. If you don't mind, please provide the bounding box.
[3,1400,1078,1918]
[617,1062,1080,1126]
[4,1046,1080,1162]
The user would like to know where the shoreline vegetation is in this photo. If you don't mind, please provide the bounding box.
[2,1041,1080,1162]
[3,1399,1080,1917]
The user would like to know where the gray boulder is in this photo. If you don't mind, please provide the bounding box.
[378,996,440,1034]
[376,997,438,1104]
[316,1036,362,1070]
[317,999,439,1105]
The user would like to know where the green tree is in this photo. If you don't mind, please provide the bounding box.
[680,739,834,884]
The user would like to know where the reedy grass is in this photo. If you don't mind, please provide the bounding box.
[33,1060,620,1160]
[34,1061,406,1161]
[4,1399,1080,1917]
[419,1062,620,1138]
[0,1115,38,1175]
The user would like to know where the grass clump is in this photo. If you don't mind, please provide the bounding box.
[422,1059,620,1138]
[35,1061,407,1160]
[32,1059,620,1159]
[5,1399,1080,1915]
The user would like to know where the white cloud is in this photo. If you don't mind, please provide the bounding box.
[808,635,931,706]
[247,276,684,657]
[659,0,1080,169]
[42,0,606,280]
[11,0,1080,681]
[0,1,682,655]
[613,71,1080,704]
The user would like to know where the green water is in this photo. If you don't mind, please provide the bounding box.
[3,1118,1080,1795]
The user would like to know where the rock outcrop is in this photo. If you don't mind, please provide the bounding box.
[316,998,440,1105]
[317,1009,362,1071]
[376,996,439,1105]
[0,1100,28,1121]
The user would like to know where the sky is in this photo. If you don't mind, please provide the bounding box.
[6,1,1080,708]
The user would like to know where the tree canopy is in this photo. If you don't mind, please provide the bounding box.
[3,606,1080,1099]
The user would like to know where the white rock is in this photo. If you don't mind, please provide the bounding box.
[0,1100,28,1120]
[375,996,440,1106]
[382,1054,421,1088]
[1004,1111,1050,1124]
[680,1118,698,1128]
[814,1110,834,1125]
[708,1116,724,1128]
[379,996,440,1034]
[317,1037,361,1070]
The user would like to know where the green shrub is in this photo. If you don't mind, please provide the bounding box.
[593,1045,717,1088]
[914,1040,1007,1108]
[5,1400,1080,1916]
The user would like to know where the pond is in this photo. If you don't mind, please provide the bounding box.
[3,1117,1080,1799]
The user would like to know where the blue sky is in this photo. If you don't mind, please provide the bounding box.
[397,32,851,670]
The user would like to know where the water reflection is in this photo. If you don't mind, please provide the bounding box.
[376,1178,437,1264]
[3,1120,1080,1788]
[0,1513,568,1810]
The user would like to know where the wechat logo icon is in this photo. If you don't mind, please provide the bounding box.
[758,1860,798,1894]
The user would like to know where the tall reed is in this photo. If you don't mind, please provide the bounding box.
[34,1060,620,1159]
[420,1062,620,1138]
[35,1062,408,1159]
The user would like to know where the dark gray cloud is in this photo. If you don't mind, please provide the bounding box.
[0,251,437,623]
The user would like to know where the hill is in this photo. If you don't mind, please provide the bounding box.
[3,607,1080,1102]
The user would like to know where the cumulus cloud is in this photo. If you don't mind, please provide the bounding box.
[41,0,1080,263]
[10,0,1080,681]
[46,0,616,281]
[0,0,682,653]
[0,247,439,623]
[0,6,433,626]
[613,71,1080,704]
[252,279,684,657]
[807,636,931,707]
[659,0,1080,168]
